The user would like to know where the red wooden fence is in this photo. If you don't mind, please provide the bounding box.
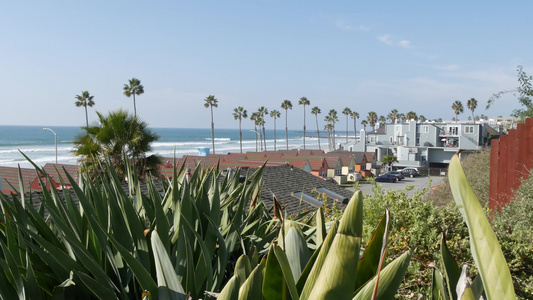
[489,118,533,210]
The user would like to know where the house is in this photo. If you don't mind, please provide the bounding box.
[0,164,79,194]
[345,120,494,169]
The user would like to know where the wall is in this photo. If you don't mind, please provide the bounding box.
[489,118,533,210]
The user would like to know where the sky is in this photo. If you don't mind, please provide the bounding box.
[1,1,532,130]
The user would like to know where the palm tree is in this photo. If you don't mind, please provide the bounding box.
[367,111,378,131]
[298,97,310,149]
[250,112,259,151]
[342,107,352,143]
[467,98,478,123]
[73,109,161,181]
[204,95,218,154]
[350,111,359,139]
[257,106,268,151]
[420,115,427,122]
[324,122,333,150]
[397,113,405,123]
[361,119,368,131]
[452,100,464,122]
[281,100,293,150]
[327,109,338,149]
[381,155,399,168]
[388,109,399,124]
[406,111,418,121]
[270,109,281,151]
[74,91,95,127]
[233,106,248,153]
[311,106,322,150]
[123,78,144,117]
[378,115,386,124]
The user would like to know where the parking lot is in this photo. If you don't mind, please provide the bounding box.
[347,176,445,198]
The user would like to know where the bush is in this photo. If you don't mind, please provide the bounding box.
[491,172,533,299]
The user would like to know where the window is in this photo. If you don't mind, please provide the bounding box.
[464,126,474,134]
[389,136,393,143]
[449,126,459,135]
[422,125,429,133]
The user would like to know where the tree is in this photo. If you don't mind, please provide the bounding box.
[326,109,338,149]
[324,123,333,150]
[381,155,399,168]
[298,97,310,149]
[257,106,268,151]
[388,109,399,124]
[467,98,478,123]
[361,119,368,131]
[250,112,260,151]
[350,111,359,140]
[378,115,386,124]
[73,109,161,181]
[75,91,95,127]
[487,65,533,120]
[367,111,378,131]
[281,100,293,150]
[452,100,464,122]
[204,95,218,154]
[311,106,322,150]
[405,111,418,121]
[397,113,405,123]
[233,106,248,153]
[270,109,281,151]
[342,107,352,143]
[419,115,427,122]
[123,78,144,117]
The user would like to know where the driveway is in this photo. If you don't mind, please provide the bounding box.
[347,176,445,198]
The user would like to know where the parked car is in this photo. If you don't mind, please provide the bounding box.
[385,171,405,180]
[375,174,398,183]
[400,168,419,178]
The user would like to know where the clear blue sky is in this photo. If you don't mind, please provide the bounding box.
[1,1,531,129]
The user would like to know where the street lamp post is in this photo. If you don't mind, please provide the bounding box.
[43,128,57,164]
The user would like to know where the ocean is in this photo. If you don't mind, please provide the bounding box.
[0,125,337,169]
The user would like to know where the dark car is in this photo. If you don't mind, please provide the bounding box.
[375,174,398,183]
[385,171,405,180]
[401,168,419,178]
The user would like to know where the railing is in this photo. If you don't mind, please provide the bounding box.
[489,118,533,210]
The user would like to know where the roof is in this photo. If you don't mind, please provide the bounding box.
[257,165,353,216]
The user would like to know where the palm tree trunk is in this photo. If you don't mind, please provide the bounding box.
[353,120,357,142]
[262,125,267,151]
[210,106,215,154]
[255,124,258,152]
[303,108,306,149]
[85,105,89,127]
[133,94,137,117]
[285,111,289,150]
[239,119,243,153]
[315,116,321,150]
[346,117,349,143]
[274,119,277,151]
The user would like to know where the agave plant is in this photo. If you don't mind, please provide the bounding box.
[430,154,516,300]
[216,191,413,300]
[0,157,281,299]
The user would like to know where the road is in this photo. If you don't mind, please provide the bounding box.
[347,176,445,198]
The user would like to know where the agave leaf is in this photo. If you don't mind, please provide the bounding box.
[316,207,327,246]
[353,250,412,300]
[284,226,311,281]
[470,276,484,300]
[440,232,460,300]
[430,264,448,300]
[218,276,242,300]
[151,231,186,300]
[262,244,299,300]
[448,154,515,299]
[72,270,116,299]
[307,191,363,300]
[298,220,339,299]
[238,264,264,300]
[0,240,25,299]
[354,211,387,291]
[459,287,475,300]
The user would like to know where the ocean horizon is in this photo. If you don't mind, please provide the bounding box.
[0,125,356,169]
